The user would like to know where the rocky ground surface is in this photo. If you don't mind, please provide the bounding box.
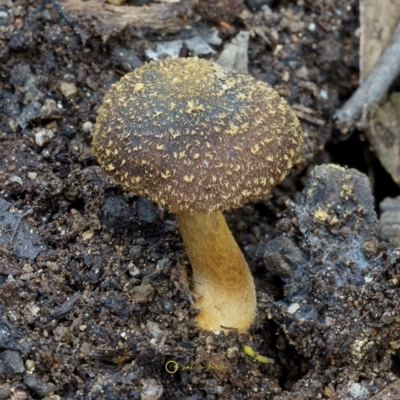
[1,0,400,399]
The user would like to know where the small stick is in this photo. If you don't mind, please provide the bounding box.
[334,18,400,130]
[9,209,33,245]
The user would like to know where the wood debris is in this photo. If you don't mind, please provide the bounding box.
[61,0,186,39]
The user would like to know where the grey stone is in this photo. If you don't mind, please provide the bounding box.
[0,350,25,376]
[23,374,56,397]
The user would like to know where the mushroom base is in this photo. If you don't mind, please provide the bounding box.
[176,210,256,333]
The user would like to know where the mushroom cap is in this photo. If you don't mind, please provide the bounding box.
[93,57,302,213]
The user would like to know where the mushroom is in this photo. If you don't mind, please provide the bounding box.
[92,57,303,333]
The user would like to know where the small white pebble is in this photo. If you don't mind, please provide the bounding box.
[325,316,334,327]
[320,89,328,100]
[82,231,94,240]
[287,303,300,314]
[308,22,316,31]
[35,129,54,147]
[28,172,37,180]
[261,5,272,16]
[141,379,163,400]
[226,346,238,359]
[60,81,77,97]
[41,98,57,116]
[295,66,309,79]
[29,305,40,316]
[282,71,290,82]
[348,382,369,398]
[128,263,141,277]
[25,359,35,371]
[82,121,93,133]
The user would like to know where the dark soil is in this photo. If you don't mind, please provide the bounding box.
[1,0,400,399]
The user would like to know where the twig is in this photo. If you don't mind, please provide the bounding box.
[293,109,325,126]
[334,18,400,131]
[9,209,34,245]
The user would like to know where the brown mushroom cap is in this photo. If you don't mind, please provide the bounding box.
[93,57,302,213]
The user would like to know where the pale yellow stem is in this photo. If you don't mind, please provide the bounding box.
[176,210,256,333]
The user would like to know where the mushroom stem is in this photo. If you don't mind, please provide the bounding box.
[176,210,256,333]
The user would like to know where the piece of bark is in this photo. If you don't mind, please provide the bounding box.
[360,0,400,79]
[335,2,400,186]
[369,378,400,400]
[363,92,400,185]
[60,0,187,39]
[380,197,400,247]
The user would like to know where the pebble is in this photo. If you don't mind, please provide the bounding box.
[34,129,54,147]
[262,5,272,17]
[25,359,35,371]
[11,389,29,399]
[131,284,154,303]
[17,101,42,129]
[226,346,238,359]
[203,29,222,46]
[127,262,141,277]
[0,384,11,400]
[40,99,57,118]
[288,20,305,33]
[112,47,143,72]
[347,382,369,400]
[10,63,31,88]
[82,121,93,133]
[53,326,72,342]
[295,65,309,79]
[287,303,300,314]
[23,374,56,397]
[184,35,215,56]
[0,350,25,376]
[137,197,158,224]
[140,379,163,400]
[146,321,165,340]
[217,31,250,74]
[19,273,34,281]
[60,81,77,97]
[308,22,316,31]
[320,89,328,100]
